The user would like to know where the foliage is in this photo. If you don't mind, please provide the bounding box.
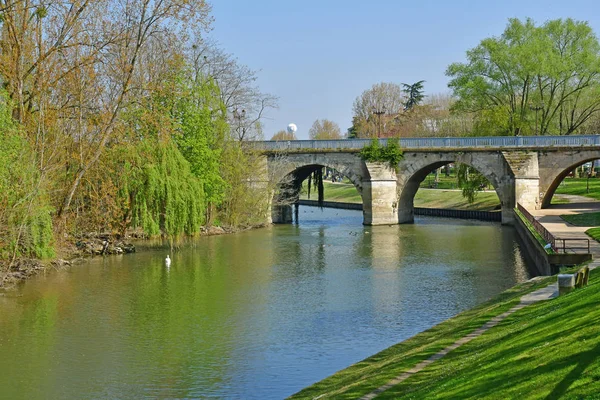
[110,140,205,238]
[174,77,229,223]
[191,39,278,141]
[0,95,54,263]
[447,18,600,136]
[359,139,404,168]
[308,119,343,140]
[352,82,405,138]
[456,164,490,203]
[402,80,426,110]
[218,143,271,227]
[271,130,297,140]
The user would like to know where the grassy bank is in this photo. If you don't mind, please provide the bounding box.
[301,181,501,211]
[290,268,599,399]
[554,177,600,201]
[561,212,600,227]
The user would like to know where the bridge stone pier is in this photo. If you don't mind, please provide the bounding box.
[251,135,600,226]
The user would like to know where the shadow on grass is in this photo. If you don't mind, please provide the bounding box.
[545,340,600,399]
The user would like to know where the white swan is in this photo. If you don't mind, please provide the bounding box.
[165,255,171,268]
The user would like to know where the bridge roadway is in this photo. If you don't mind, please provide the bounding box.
[246,135,600,226]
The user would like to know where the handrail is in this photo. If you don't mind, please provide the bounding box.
[517,203,557,252]
[516,203,591,254]
[252,134,600,152]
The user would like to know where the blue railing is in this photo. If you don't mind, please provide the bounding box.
[252,135,600,151]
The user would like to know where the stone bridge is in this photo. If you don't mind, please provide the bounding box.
[249,135,600,225]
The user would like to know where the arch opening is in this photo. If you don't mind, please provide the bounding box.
[271,164,364,224]
[398,160,504,223]
[542,157,600,208]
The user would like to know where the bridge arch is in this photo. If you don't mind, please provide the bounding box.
[268,153,366,223]
[397,152,513,224]
[539,150,600,207]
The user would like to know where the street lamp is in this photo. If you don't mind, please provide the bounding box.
[371,106,386,138]
[529,103,544,135]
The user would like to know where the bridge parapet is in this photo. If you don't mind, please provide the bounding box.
[252,135,600,153]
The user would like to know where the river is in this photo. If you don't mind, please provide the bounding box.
[0,206,531,399]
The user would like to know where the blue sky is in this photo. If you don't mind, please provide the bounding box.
[211,0,600,139]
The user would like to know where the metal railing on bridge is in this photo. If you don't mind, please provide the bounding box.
[253,134,600,151]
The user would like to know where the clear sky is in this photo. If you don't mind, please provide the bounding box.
[210,0,600,140]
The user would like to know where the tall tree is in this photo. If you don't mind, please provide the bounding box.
[402,80,426,110]
[308,119,343,140]
[447,18,600,136]
[351,82,405,137]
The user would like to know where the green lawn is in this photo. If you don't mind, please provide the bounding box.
[561,212,600,227]
[301,181,501,211]
[290,268,600,399]
[586,227,600,243]
[555,177,600,201]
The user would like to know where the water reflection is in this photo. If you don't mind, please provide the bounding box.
[0,207,531,399]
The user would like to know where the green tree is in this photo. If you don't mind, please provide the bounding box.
[174,78,228,224]
[447,18,600,136]
[402,80,426,110]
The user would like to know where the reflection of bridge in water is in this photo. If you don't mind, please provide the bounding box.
[247,135,600,226]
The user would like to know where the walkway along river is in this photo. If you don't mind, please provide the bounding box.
[0,206,532,399]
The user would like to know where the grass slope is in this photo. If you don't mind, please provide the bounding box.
[555,178,600,201]
[301,182,501,211]
[585,227,600,244]
[561,212,600,227]
[290,268,600,399]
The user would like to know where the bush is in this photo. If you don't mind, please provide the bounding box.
[359,138,403,168]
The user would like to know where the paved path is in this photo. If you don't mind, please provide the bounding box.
[531,199,600,269]
[359,281,558,400]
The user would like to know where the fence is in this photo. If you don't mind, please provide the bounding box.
[253,135,600,152]
[516,203,590,254]
[414,207,501,222]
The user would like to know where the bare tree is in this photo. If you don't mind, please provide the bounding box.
[55,0,212,217]
[351,82,405,137]
[188,39,278,141]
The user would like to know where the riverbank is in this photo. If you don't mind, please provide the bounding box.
[302,181,501,211]
[0,223,267,290]
[290,266,599,399]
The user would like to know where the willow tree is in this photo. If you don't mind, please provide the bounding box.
[174,77,229,225]
[447,18,600,136]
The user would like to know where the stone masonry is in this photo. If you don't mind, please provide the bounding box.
[249,147,600,226]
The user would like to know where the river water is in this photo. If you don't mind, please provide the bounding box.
[0,207,530,399]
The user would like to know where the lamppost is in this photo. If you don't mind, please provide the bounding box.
[529,103,544,135]
[371,106,386,138]
[233,108,246,140]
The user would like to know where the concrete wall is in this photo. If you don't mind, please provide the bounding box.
[513,211,554,276]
